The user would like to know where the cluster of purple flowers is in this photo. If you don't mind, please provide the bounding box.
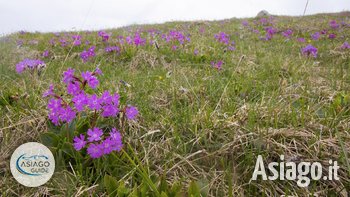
[311,32,320,40]
[80,46,96,63]
[163,30,190,45]
[328,33,336,39]
[214,32,230,45]
[72,35,82,46]
[73,127,123,158]
[214,32,235,50]
[329,20,339,29]
[125,33,146,46]
[45,68,139,126]
[301,44,318,58]
[262,26,277,40]
[281,29,293,38]
[42,50,49,57]
[105,46,120,53]
[16,58,46,73]
[98,31,110,42]
[211,60,223,70]
[341,42,350,50]
[44,68,139,158]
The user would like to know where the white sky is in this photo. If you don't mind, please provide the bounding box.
[0,0,349,35]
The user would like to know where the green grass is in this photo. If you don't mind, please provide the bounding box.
[1,12,350,196]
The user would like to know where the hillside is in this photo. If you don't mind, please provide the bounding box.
[1,12,350,196]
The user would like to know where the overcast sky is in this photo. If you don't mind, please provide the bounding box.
[0,0,349,35]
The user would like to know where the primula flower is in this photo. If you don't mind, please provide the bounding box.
[133,33,146,46]
[125,106,139,120]
[42,50,49,57]
[43,84,54,97]
[328,34,336,39]
[88,94,102,110]
[67,82,81,95]
[72,93,88,112]
[16,59,46,74]
[73,134,87,151]
[87,127,103,142]
[101,104,118,117]
[311,32,320,40]
[101,138,114,154]
[211,60,223,70]
[329,20,339,29]
[341,42,350,49]
[282,29,293,38]
[98,31,110,42]
[59,106,76,123]
[301,44,318,58]
[81,71,99,89]
[214,32,230,45]
[297,38,306,43]
[80,46,95,63]
[62,68,75,84]
[87,143,103,158]
[72,35,82,46]
[105,46,120,53]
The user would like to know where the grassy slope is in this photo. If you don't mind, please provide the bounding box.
[1,12,350,196]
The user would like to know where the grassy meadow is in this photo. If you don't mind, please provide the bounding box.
[1,12,350,196]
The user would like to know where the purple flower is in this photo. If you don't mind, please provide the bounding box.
[110,128,123,151]
[72,93,88,112]
[63,68,75,84]
[88,94,102,110]
[341,42,350,49]
[101,104,118,117]
[194,49,199,55]
[67,82,81,95]
[73,134,87,151]
[105,46,120,53]
[125,106,138,120]
[241,20,249,27]
[328,34,336,39]
[59,106,76,123]
[329,20,339,29]
[43,84,54,97]
[214,32,230,45]
[101,138,114,154]
[297,38,306,43]
[311,32,320,40]
[81,71,99,89]
[95,68,103,75]
[98,31,110,42]
[42,50,49,57]
[100,91,112,104]
[48,98,62,111]
[111,93,120,106]
[110,128,121,140]
[80,46,95,63]
[282,29,293,38]
[211,60,223,70]
[47,98,62,125]
[301,44,318,58]
[87,127,103,142]
[16,59,46,74]
[72,35,82,46]
[87,143,103,158]
[133,33,146,46]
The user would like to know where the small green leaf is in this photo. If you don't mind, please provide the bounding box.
[117,181,130,197]
[104,175,118,197]
[188,181,201,197]
[40,132,60,148]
